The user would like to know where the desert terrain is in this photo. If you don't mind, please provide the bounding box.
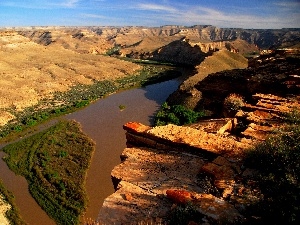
[0,30,142,126]
[1,25,299,127]
[0,25,299,224]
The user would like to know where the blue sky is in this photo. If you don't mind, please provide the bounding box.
[0,0,299,28]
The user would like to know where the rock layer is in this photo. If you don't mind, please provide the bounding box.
[98,53,300,224]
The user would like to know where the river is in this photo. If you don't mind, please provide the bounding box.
[0,77,183,224]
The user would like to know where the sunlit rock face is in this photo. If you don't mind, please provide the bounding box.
[98,53,300,225]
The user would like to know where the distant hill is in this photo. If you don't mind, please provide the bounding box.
[10,25,300,54]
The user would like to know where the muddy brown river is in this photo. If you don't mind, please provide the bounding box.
[0,77,183,224]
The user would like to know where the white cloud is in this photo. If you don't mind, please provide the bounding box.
[136,3,177,13]
[274,1,300,8]
[0,0,81,9]
[81,13,107,19]
[60,0,80,8]
[132,2,300,28]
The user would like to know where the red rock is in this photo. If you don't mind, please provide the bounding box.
[166,189,192,204]
[200,162,235,180]
[124,193,133,201]
[123,122,150,133]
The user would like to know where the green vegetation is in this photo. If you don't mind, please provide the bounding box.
[2,120,95,225]
[118,57,175,66]
[282,108,300,125]
[155,102,206,126]
[243,51,260,58]
[118,105,126,111]
[244,110,300,225]
[0,180,26,225]
[105,45,121,56]
[167,203,203,225]
[223,93,245,117]
[115,66,181,88]
[0,65,181,141]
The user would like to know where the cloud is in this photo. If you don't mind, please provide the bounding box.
[0,0,81,9]
[81,13,107,19]
[274,1,300,8]
[60,0,80,8]
[131,2,299,28]
[136,3,177,13]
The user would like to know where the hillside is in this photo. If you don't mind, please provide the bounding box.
[0,26,299,225]
[0,30,142,126]
[167,49,248,109]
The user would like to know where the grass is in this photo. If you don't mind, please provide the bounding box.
[2,120,95,225]
[243,110,300,225]
[0,180,26,225]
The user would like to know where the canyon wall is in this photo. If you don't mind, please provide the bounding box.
[98,54,300,224]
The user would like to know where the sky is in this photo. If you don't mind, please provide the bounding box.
[0,0,299,29]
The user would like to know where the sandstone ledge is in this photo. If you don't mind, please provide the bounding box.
[98,91,299,224]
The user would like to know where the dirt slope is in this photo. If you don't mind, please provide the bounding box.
[167,49,248,109]
[0,31,141,126]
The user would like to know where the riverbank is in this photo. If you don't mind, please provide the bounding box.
[0,63,183,142]
[98,54,300,224]
[0,62,189,224]
[0,194,10,225]
[0,180,25,225]
[2,120,95,225]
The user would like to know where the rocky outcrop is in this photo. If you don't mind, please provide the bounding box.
[18,30,53,45]
[176,25,300,49]
[167,49,248,110]
[195,55,300,116]
[98,52,300,224]
[98,88,299,224]
[150,39,207,66]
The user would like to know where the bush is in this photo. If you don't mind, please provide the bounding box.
[244,122,300,224]
[168,203,203,225]
[105,45,120,56]
[2,121,94,225]
[155,102,206,126]
[223,93,245,117]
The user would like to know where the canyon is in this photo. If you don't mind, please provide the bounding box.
[98,54,300,224]
[0,25,299,224]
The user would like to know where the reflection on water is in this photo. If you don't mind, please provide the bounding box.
[0,78,181,224]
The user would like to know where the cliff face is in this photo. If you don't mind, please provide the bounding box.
[195,55,300,117]
[167,49,248,110]
[150,39,207,66]
[97,54,300,224]
[179,25,300,49]
[15,26,299,62]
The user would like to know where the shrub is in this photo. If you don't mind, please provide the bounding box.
[282,108,300,125]
[155,102,206,126]
[167,203,203,225]
[2,121,95,225]
[73,100,90,108]
[223,93,245,117]
[105,45,120,56]
[244,118,300,224]
[118,105,126,111]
